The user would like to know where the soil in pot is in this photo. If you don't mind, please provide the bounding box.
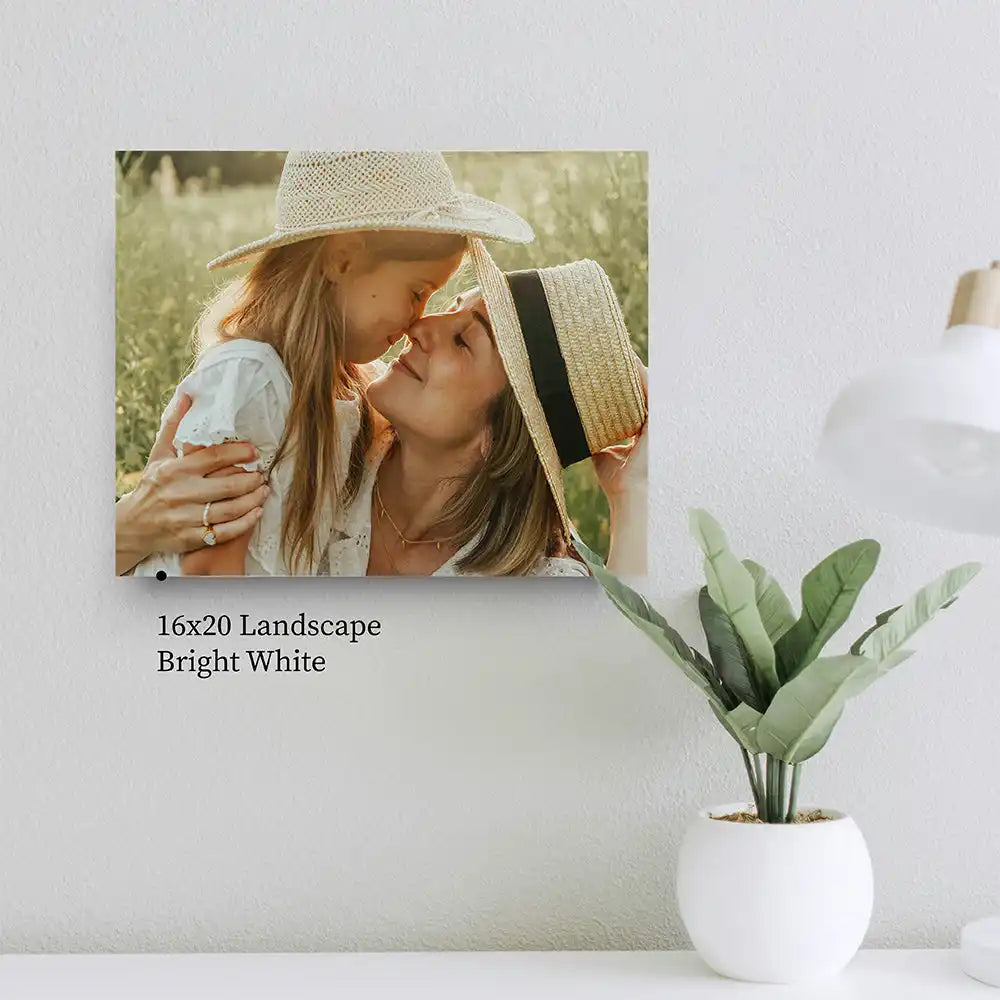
[712,808,832,824]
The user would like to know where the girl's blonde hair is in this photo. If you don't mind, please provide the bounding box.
[195,230,466,573]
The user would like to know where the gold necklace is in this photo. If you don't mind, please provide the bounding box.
[373,478,462,551]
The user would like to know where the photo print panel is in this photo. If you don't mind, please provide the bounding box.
[115,150,648,578]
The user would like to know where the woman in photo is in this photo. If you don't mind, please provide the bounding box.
[324,242,648,577]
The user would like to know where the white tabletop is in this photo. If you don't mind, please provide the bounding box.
[0,949,995,998]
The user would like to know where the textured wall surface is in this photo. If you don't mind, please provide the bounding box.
[1,0,999,954]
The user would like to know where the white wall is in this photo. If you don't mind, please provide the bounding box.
[2,0,998,953]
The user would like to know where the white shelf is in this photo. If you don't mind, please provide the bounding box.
[0,948,995,998]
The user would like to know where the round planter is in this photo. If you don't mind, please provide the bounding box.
[676,801,873,984]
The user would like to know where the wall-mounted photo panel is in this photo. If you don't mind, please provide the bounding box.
[115,150,648,578]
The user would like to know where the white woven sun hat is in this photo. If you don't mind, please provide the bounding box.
[206,150,534,270]
[468,238,647,541]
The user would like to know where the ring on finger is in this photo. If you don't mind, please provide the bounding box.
[202,501,213,528]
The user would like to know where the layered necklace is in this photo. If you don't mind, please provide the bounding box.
[373,478,463,553]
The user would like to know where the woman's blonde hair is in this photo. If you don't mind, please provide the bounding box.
[432,385,583,576]
[195,229,466,573]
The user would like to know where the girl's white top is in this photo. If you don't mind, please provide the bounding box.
[132,339,590,578]
[132,338,347,577]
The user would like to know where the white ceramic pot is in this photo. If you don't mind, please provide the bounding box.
[676,801,873,984]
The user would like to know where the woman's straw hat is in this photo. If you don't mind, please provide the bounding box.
[207,150,534,270]
[468,238,647,543]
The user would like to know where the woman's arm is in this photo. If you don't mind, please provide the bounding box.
[116,395,269,575]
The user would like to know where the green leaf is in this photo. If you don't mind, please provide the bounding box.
[689,509,780,700]
[573,533,728,712]
[849,605,901,656]
[756,651,909,764]
[775,540,881,683]
[743,559,797,644]
[690,645,738,710]
[711,700,763,754]
[698,587,766,711]
[858,563,982,664]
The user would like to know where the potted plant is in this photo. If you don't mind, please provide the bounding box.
[575,509,981,984]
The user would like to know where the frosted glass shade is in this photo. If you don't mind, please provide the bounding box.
[818,324,1000,534]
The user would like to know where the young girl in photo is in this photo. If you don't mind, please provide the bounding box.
[131,150,533,577]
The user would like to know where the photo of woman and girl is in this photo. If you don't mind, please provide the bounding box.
[114,151,648,578]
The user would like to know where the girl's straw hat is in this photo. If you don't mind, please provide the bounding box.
[207,150,534,270]
[468,237,647,543]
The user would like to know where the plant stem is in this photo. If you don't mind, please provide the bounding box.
[777,761,789,824]
[762,754,771,823]
[771,757,780,823]
[741,748,763,816]
[753,755,765,819]
[764,755,774,822]
[785,763,801,823]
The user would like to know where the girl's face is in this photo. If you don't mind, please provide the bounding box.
[366,289,509,449]
[332,245,464,364]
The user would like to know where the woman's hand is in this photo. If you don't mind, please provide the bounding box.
[593,355,648,577]
[591,422,648,503]
[592,354,648,503]
[115,394,269,575]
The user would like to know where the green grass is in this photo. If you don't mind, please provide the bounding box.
[116,151,648,559]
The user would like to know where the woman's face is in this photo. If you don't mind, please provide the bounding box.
[336,252,465,364]
[366,289,509,449]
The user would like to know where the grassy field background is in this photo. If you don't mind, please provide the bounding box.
[116,151,648,560]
